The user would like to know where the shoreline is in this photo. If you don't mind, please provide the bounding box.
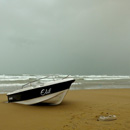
[0,89,130,130]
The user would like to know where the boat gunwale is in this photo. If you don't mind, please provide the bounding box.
[7,78,75,96]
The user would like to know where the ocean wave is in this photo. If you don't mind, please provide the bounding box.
[0,74,130,81]
[84,75,130,80]
[0,83,24,87]
[0,74,130,93]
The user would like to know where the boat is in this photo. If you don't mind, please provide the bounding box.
[7,78,75,105]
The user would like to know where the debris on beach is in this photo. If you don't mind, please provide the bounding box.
[97,115,117,121]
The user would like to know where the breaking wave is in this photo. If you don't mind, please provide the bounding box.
[0,74,130,93]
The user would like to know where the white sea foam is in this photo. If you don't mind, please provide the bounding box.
[84,75,130,80]
[0,75,36,81]
[0,83,24,87]
[0,75,130,82]
[72,82,82,85]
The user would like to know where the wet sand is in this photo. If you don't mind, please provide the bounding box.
[0,89,130,130]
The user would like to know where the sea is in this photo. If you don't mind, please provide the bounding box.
[0,74,130,94]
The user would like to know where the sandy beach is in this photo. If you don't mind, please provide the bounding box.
[0,89,130,130]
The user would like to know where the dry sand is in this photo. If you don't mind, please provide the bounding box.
[0,89,130,130]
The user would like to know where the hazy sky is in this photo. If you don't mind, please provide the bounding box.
[0,0,130,75]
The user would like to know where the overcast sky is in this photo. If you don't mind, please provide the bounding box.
[0,0,130,75]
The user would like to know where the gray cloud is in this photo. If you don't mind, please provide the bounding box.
[0,0,130,75]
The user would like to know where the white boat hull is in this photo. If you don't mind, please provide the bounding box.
[14,89,68,105]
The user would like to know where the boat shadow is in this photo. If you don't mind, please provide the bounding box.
[32,100,73,107]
